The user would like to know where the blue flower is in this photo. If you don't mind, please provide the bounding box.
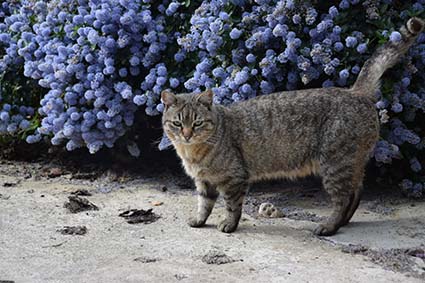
[410,157,422,172]
[334,42,344,52]
[345,36,358,48]
[339,69,350,79]
[356,43,367,54]
[389,31,402,42]
[229,28,242,40]
[391,103,403,113]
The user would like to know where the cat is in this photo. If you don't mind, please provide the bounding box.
[161,18,424,236]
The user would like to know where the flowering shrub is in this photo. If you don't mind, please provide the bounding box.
[0,0,424,196]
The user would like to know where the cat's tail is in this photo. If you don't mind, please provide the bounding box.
[351,17,424,96]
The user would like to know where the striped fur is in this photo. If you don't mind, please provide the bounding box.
[161,18,424,235]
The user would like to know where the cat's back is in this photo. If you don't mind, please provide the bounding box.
[227,87,376,124]
[219,87,378,179]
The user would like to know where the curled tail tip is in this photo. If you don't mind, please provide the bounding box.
[406,17,424,36]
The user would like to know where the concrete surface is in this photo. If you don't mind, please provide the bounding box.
[0,169,424,283]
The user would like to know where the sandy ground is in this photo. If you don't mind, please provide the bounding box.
[0,162,424,283]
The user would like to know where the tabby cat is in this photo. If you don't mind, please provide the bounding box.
[161,18,424,236]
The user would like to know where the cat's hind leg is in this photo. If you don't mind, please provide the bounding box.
[314,158,361,236]
[340,187,362,226]
[340,146,371,226]
[188,180,219,228]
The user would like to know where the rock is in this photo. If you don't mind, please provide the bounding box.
[58,226,87,235]
[47,167,63,178]
[64,196,99,213]
[2,182,18,187]
[119,208,160,224]
[201,249,239,265]
[258,202,284,218]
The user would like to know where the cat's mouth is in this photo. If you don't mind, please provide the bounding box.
[179,137,202,145]
[174,138,193,145]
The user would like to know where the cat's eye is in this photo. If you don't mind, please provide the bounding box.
[193,120,203,127]
[172,121,182,127]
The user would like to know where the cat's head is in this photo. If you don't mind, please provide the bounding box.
[161,90,217,145]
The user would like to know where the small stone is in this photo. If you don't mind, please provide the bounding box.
[58,226,87,235]
[64,196,99,213]
[47,167,63,178]
[258,202,285,218]
[119,208,160,224]
[151,201,163,206]
[201,249,239,265]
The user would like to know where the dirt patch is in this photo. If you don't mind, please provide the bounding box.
[284,207,326,222]
[64,196,99,213]
[0,194,10,200]
[201,250,240,265]
[70,172,99,181]
[407,248,425,259]
[365,200,396,215]
[2,181,19,187]
[341,244,369,254]
[366,248,425,277]
[118,209,160,224]
[340,244,425,278]
[244,183,330,222]
[134,256,159,263]
[43,167,64,178]
[57,226,88,236]
[70,189,92,196]
[174,274,188,280]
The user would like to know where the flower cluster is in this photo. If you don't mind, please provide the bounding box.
[176,0,373,105]
[1,0,186,153]
[0,0,424,196]
[0,1,41,140]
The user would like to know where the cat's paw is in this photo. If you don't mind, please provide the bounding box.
[217,219,238,233]
[187,217,205,228]
[313,223,338,236]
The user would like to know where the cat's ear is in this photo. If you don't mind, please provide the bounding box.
[195,89,213,107]
[161,90,177,107]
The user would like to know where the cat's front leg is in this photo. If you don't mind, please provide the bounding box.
[217,180,248,233]
[188,180,219,228]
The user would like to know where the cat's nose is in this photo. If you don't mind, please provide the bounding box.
[182,128,193,141]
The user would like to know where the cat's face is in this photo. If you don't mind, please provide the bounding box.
[161,90,217,145]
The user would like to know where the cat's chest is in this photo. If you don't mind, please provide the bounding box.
[175,144,212,178]
[181,160,208,179]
